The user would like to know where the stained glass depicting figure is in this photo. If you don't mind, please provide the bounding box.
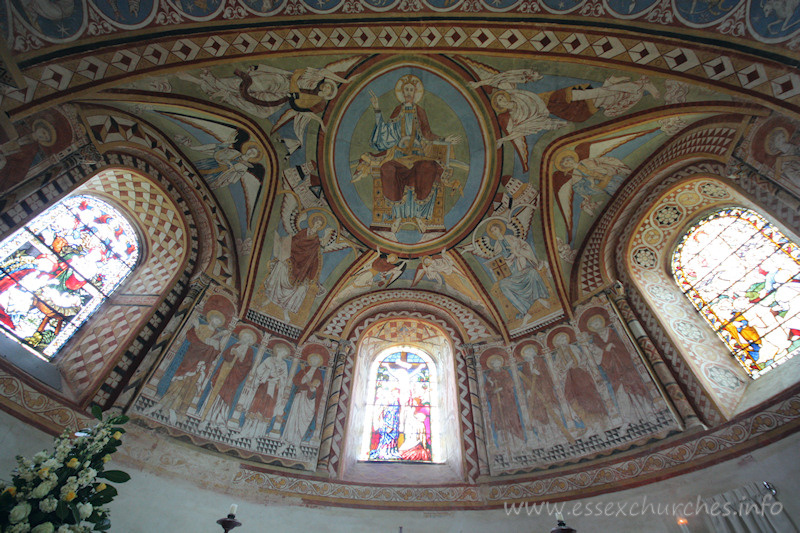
[672,207,800,377]
[366,350,434,462]
[0,195,139,358]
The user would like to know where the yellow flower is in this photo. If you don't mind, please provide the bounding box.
[63,491,77,502]
[96,483,107,493]
[66,458,79,469]
[3,486,16,496]
[102,455,111,463]
[112,431,122,441]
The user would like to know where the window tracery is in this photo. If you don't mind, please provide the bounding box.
[362,349,436,463]
[672,207,800,378]
[0,195,139,359]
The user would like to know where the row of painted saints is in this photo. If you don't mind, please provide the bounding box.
[142,307,326,453]
[480,312,660,454]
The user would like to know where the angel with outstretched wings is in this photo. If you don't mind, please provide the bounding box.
[460,57,568,172]
[326,248,408,310]
[263,193,350,321]
[465,215,550,323]
[176,128,265,229]
[234,56,364,157]
[553,128,657,242]
[411,249,486,309]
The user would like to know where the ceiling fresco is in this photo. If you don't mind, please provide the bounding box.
[99,52,737,340]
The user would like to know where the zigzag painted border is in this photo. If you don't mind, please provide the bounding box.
[4,25,800,117]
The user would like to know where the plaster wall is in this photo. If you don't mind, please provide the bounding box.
[1,410,798,533]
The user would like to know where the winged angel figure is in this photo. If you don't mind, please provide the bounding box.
[463,58,568,172]
[411,248,487,311]
[234,56,364,157]
[553,128,657,242]
[263,192,351,322]
[176,128,264,229]
[463,205,550,325]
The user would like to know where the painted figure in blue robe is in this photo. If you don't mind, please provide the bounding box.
[363,74,461,233]
[486,219,551,321]
[370,388,402,460]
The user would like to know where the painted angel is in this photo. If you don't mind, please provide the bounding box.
[461,57,567,172]
[175,68,276,120]
[234,56,364,156]
[553,128,657,242]
[411,249,486,309]
[263,193,349,321]
[176,130,264,228]
[466,214,550,323]
[570,75,660,118]
[328,249,407,309]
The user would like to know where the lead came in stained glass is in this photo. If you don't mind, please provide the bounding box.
[0,195,139,358]
[366,351,435,462]
[672,207,800,378]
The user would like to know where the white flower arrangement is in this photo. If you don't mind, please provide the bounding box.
[0,408,129,532]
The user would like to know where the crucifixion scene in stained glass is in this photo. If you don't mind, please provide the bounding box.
[0,195,139,358]
[672,207,800,378]
[366,350,435,462]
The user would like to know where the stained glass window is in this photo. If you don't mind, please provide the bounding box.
[672,207,800,378]
[0,195,139,359]
[364,350,436,462]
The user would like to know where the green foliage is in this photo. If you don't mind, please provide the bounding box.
[97,471,129,484]
[0,412,130,532]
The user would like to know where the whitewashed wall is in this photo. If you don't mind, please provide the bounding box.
[1,410,798,533]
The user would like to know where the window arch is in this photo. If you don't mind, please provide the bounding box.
[0,194,139,359]
[360,347,439,463]
[672,207,800,378]
[339,317,464,483]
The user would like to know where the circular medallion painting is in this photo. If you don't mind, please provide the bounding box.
[320,57,498,257]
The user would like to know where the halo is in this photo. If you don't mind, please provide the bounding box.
[486,354,504,369]
[237,327,258,344]
[240,141,262,163]
[587,314,606,332]
[490,90,511,113]
[553,331,570,345]
[308,353,323,367]
[206,309,225,326]
[271,341,292,357]
[486,220,506,237]
[307,213,327,229]
[520,344,538,359]
[31,119,56,147]
[765,127,791,156]
[553,149,580,172]
[318,79,338,100]
[394,74,423,104]
[386,253,399,263]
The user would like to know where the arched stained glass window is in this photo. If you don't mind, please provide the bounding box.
[0,195,139,359]
[361,349,437,462]
[672,207,800,378]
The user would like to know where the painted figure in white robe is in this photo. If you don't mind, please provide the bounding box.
[239,343,291,438]
[282,353,324,445]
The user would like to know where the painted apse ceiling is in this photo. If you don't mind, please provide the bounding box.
[2,0,800,507]
[91,54,733,342]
